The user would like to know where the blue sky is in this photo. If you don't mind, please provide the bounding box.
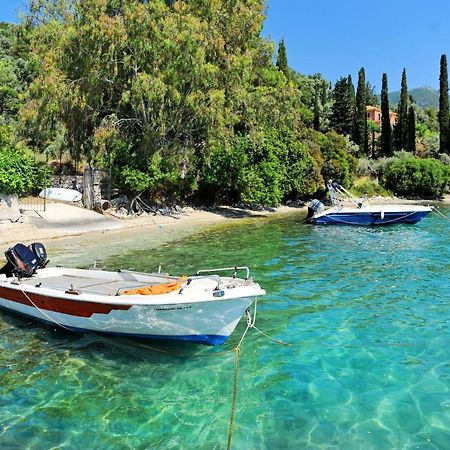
[263,0,450,91]
[1,0,449,92]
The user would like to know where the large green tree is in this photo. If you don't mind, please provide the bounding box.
[394,68,408,150]
[380,73,392,157]
[354,67,368,154]
[20,0,337,205]
[439,54,449,154]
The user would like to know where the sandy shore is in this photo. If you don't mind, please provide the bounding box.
[0,202,306,250]
[1,193,448,254]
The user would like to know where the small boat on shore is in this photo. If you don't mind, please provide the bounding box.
[0,243,265,345]
[39,187,82,203]
[306,181,432,226]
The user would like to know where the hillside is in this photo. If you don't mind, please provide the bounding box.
[388,86,443,109]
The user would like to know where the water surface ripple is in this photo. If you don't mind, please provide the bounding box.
[1,208,449,449]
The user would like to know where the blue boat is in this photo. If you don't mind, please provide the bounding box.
[307,182,432,226]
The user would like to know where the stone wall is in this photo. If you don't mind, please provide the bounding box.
[50,170,104,210]
[50,175,84,191]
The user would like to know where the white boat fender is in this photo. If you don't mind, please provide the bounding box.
[381,207,385,220]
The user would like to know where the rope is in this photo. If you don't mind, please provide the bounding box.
[251,325,291,346]
[19,288,73,331]
[432,206,450,221]
[227,346,240,450]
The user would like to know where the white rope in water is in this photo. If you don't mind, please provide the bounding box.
[19,287,73,331]
[432,206,450,221]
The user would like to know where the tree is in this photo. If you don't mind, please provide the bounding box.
[439,54,449,154]
[331,75,355,136]
[313,89,320,131]
[276,39,289,80]
[367,120,380,158]
[380,73,392,157]
[394,68,408,150]
[354,67,368,154]
[407,105,416,154]
[365,81,378,106]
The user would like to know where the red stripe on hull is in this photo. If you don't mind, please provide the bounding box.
[0,286,131,317]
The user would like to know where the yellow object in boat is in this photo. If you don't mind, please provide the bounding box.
[123,278,186,295]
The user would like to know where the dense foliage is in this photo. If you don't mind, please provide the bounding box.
[0,3,447,203]
[381,155,449,197]
[0,125,44,195]
[5,0,359,205]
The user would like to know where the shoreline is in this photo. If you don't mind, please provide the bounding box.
[0,194,449,254]
[0,203,306,251]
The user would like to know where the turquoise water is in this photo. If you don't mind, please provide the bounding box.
[1,208,449,449]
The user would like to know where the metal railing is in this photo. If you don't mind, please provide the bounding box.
[18,195,46,213]
[196,266,250,280]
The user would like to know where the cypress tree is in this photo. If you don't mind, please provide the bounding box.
[354,67,368,154]
[407,105,416,154]
[380,73,392,157]
[331,76,355,135]
[331,77,348,134]
[439,54,449,153]
[276,39,289,80]
[313,89,320,131]
[394,68,408,150]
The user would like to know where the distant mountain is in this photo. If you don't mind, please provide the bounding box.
[388,86,442,109]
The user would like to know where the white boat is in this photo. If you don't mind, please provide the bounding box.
[39,188,82,203]
[0,244,265,345]
[306,181,432,226]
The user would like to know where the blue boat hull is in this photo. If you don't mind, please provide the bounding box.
[314,210,430,225]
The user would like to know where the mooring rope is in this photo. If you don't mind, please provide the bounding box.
[432,206,450,221]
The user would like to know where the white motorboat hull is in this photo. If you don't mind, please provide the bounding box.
[0,268,265,345]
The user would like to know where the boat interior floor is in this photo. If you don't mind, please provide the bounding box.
[15,274,166,296]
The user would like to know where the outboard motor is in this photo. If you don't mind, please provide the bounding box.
[305,199,324,223]
[29,242,49,269]
[0,242,48,278]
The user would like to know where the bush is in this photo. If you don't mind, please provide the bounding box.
[352,178,391,197]
[381,156,449,197]
[201,127,323,206]
[318,131,357,188]
[0,126,36,195]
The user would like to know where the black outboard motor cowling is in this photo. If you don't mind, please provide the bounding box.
[29,242,49,269]
[0,242,48,278]
[2,243,40,278]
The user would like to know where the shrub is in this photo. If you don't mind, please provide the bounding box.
[352,178,391,197]
[381,156,449,197]
[0,126,36,195]
[318,131,357,188]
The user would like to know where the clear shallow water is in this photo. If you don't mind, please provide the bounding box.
[1,208,449,449]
